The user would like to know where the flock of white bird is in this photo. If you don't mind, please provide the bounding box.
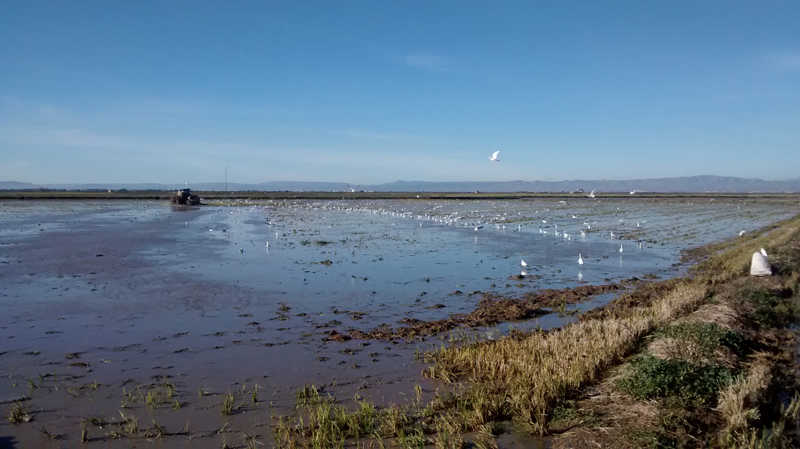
[491,149,634,277]
[218,151,760,285]
[485,149,746,279]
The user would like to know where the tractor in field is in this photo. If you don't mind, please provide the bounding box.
[171,188,201,205]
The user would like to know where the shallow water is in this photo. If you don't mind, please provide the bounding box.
[0,198,797,447]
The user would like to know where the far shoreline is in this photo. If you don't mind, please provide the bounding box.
[2,190,800,201]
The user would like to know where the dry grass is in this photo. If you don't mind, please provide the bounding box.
[729,393,800,449]
[687,302,744,332]
[694,216,800,283]
[646,335,738,369]
[717,354,773,441]
[424,282,707,433]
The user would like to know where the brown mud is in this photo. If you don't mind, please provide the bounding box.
[343,281,638,341]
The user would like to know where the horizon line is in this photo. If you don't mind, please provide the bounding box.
[3,174,800,186]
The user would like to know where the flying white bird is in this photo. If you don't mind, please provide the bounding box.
[489,150,501,162]
[760,248,768,257]
[578,253,584,265]
[521,259,528,268]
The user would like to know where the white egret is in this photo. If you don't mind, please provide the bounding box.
[521,259,528,268]
[760,248,768,257]
[739,230,746,237]
[619,244,624,253]
[578,253,584,265]
[489,150,501,162]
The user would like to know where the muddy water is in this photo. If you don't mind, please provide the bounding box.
[0,198,796,448]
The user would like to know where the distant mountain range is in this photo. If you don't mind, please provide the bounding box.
[3,176,800,193]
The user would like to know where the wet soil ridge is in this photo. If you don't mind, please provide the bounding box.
[341,282,632,341]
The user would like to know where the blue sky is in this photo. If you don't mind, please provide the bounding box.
[1,1,799,184]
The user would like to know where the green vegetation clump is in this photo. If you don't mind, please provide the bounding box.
[655,322,746,357]
[7,402,31,424]
[744,288,799,328]
[221,392,236,416]
[295,384,324,407]
[617,355,733,406]
[277,386,388,448]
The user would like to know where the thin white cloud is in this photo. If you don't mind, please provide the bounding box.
[331,128,418,141]
[0,124,463,183]
[0,127,140,152]
[404,52,447,71]
[765,51,800,71]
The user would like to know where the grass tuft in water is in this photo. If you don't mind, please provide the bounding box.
[7,402,31,424]
[221,392,236,416]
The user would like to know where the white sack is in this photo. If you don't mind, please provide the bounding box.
[750,252,772,276]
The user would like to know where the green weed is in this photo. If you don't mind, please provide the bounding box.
[618,355,733,406]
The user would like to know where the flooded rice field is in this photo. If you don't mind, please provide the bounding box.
[1,197,797,447]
